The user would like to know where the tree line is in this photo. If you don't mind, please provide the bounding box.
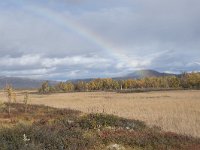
[38,72,200,94]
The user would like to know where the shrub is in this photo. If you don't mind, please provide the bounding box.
[78,113,147,130]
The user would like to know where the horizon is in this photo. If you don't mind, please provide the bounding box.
[0,0,200,80]
[1,69,199,81]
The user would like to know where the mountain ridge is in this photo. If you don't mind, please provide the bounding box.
[116,69,175,80]
[0,70,178,88]
[70,70,177,83]
[0,76,57,89]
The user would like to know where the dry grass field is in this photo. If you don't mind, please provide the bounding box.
[1,90,200,138]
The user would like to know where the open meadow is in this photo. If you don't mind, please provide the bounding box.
[1,90,199,138]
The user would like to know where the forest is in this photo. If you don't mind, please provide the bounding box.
[38,72,200,94]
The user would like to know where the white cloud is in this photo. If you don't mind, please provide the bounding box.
[0,54,116,79]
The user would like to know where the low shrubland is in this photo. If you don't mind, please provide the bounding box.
[0,103,200,150]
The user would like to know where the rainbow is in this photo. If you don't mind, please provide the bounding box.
[14,2,130,64]
[8,0,135,70]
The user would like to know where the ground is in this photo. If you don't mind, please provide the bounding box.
[0,103,200,150]
[1,90,200,137]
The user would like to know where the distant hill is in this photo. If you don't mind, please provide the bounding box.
[116,69,176,80]
[68,70,177,82]
[0,70,177,89]
[0,76,57,89]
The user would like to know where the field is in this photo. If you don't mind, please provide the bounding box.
[1,90,199,138]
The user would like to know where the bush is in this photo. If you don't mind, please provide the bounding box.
[78,113,147,130]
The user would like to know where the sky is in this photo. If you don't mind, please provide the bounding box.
[0,0,200,80]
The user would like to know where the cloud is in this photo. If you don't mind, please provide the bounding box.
[194,62,200,66]
[0,0,200,79]
[0,54,117,79]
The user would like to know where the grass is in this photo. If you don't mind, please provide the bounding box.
[1,90,199,137]
[0,103,200,150]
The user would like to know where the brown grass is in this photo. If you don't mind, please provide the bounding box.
[0,90,200,137]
